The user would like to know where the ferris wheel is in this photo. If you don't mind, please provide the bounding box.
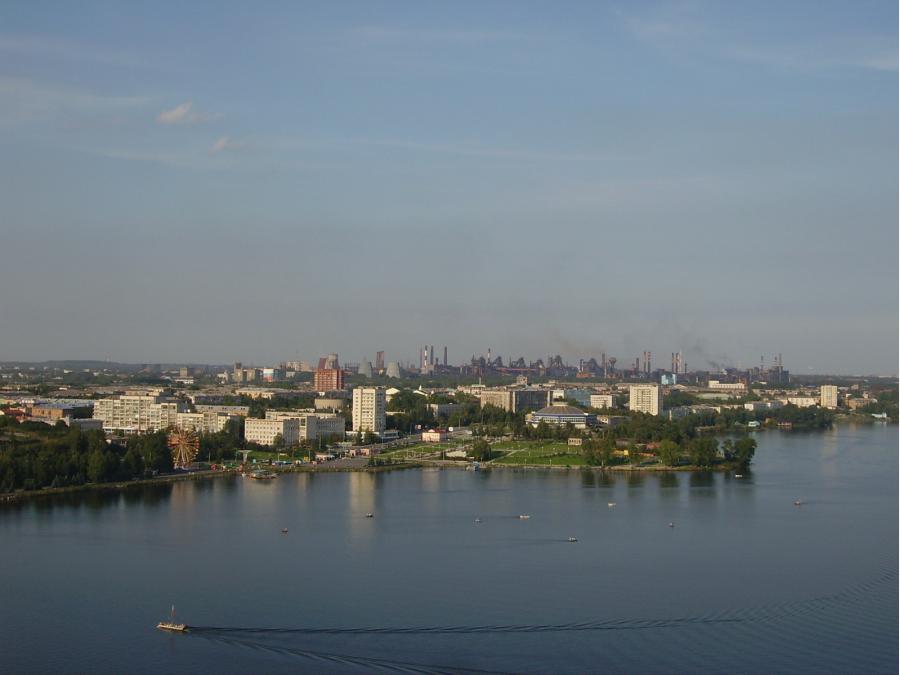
[167,428,200,469]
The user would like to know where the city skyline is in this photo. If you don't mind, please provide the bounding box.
[0,1,896,374]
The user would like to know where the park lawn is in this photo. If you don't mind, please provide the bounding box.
[491,440,586,466]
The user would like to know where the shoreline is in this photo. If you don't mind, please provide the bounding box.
[0,461,425,505]
[3,422,884,504]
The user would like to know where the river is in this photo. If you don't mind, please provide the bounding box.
[1,424,896,673]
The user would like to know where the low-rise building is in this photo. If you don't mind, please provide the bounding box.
[708,380,746,391]
[590,394,615,409]
[528,404,596,428]
[244,418,300,446]
[428,403,462,417]
[784,396,818,408]
[422,429,449,442]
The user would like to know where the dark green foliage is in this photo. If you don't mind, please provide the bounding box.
[0,426,131,492]
[471,439,497,461]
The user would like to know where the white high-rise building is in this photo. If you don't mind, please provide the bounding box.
[629,385,663,416]
[820,385,838,409]
[352,387,386,433]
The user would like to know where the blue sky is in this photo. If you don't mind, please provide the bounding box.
[0,1,896,374]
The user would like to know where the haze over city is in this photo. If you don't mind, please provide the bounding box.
[0,1,896,374]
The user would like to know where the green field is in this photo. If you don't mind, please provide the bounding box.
[491,440,585,466]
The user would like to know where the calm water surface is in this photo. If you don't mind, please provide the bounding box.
[2,424,897,674]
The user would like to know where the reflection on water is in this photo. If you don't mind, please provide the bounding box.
[659,472,679,491]
[0,425,896,674]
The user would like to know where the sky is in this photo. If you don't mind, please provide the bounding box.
[0,0,896,374]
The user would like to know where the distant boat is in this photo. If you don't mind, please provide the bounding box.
[157,605,188,633]
[281,528,289,534]
[794,500,803,506]
[250,470,276,480]
[734,474,744,479]
[519,514,531,520]
[567,537,578,543]
[607,502,617,508]
[668,522,675,528]
[474,517,482,523]
[365,513,374,518]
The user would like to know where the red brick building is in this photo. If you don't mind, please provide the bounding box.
[314,368,344,391]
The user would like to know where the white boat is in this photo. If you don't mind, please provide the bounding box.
[607,502,617,508]
[519,514,531,520]
[157,605,188,633]
[668,522,675,528]
[734,474,744,479]
[365,513,374,518]
[474,518,482,523]
[567,537,578,543]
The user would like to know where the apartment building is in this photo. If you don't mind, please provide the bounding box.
[478,388,551,413]
[628,384,663,416]
[820,385,838,409]
[352,387,386,433]
[314,368,344,391]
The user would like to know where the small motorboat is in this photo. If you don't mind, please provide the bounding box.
[519,514,531,520]
[567,537,578,543]
[607,502,617,508]
[794,500,803,506]
[734,474,744,479]
[474,518,482,523]
[668,522,675,528]
[281,528,289,534]
[365,513,374,518]
[250,470,277,480]
[157,605,188,633]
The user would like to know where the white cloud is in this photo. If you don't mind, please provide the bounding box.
[209,136,237,154]
[157,101,216,125]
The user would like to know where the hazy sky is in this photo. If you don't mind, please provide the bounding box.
[0,1,896,374]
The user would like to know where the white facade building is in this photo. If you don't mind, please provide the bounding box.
[352,387,386,433]
[628,385,663,416]
[244,418,301,446]
[92,394,187,433]
[590,394,616,409]
[820,385,838,409]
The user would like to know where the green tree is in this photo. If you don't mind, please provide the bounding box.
[733,437,757,467]
[471,439,494,461]
[689,437,719,468]
[657,439,680,466]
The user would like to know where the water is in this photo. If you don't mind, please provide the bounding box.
[1,424,896,674]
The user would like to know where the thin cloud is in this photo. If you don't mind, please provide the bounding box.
[277,137,630,163]
[0,75,148,124]
[349,25,523,44]
[157,101,216,125]
[209,136,238,155]
[729,37,897,72]
[0,33,141,66]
